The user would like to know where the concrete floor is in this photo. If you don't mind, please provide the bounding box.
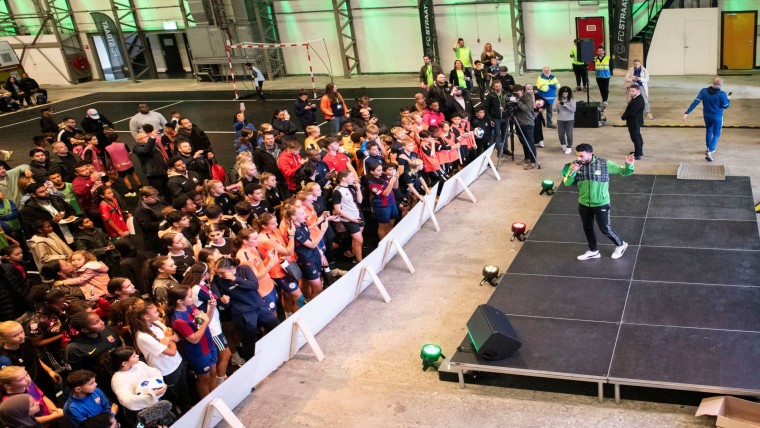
[15,72,760,427]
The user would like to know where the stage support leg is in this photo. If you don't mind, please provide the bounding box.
[614,384,621,404]
[597,382,604,403]
[457,369,465,389]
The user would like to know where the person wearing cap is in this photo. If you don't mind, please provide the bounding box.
[39,107,58,135]
[129,103,167,140]
[81,108,114,150]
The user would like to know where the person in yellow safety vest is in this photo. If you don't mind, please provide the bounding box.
[594,46,611,106]
[570,39,589,92]
[452,38,474,91]
[536,67,560,128]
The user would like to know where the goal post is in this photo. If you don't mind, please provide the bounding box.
[224,40,330,100]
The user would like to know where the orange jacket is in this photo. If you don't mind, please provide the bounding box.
[320,94,348,120]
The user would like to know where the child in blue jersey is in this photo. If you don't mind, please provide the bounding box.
[63,370,117,428]
[168,285,218,399]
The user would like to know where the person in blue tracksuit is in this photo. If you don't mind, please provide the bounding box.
[683,77,731,162]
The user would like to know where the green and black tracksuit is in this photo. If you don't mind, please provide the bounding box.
[562,156,634,251]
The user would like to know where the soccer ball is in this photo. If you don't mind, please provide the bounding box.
[473,127,485,139]
[136,378,166,396]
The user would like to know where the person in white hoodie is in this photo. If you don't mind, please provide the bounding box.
[107,346,167,423]
[624,59,654,120]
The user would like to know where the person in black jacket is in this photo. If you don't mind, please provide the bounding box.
[19,73,47,103]
[622,84,645,160]
[28,149,50,183]
[39,107,58,135]
[176,117,212,153]
[72,216,125,277]
[132,132,168,193]
[449,60,473,90]
[253,131,288,194]
[134,186,166,251]
[271,109,299,143]
[427,73,449,108]
[3,76,30,106]
[0,245,33,321]
[294,90,317,130]
[19,182,75,240]
[445,86,474,121]
[175,141,212,182]
[166,156,203,202]
[80,108,114,150]
[484,80,511,156]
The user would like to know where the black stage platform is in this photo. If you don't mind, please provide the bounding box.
[448,175,760,402]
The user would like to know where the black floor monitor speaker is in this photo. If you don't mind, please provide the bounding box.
[577,38,595,63]
[466,304,521,360]
[575,102,601,128]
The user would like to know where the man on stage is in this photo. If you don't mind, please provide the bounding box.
[562,143,634,260]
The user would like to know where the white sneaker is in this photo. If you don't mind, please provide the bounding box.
[646,112,654,120]
[564,147,572,155]
[577,250,601,260]
[537,141,545,148]
[230,352,246,366]
[611,242,628,259]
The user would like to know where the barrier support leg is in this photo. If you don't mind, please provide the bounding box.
[454,176,477,204]
[202,398,246,428]
[290,318,325,361]
[355,265,391,303]
[381,238,415,273]
[417,198,441,232]
[485,156,501,181]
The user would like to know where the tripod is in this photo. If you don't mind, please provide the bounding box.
[496,113,541,170]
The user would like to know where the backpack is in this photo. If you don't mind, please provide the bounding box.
[36,93,47,104]
[210,160,227,184]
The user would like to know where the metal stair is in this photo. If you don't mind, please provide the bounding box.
[630,0,677,65]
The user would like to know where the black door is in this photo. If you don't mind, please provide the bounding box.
[158,34,183,73]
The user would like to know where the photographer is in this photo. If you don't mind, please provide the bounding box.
[512,85,542,170]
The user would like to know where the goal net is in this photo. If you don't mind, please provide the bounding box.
[225,40,332,100]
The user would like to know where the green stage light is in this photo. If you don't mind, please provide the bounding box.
[540,179,555,195]
[421,344,445,371]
